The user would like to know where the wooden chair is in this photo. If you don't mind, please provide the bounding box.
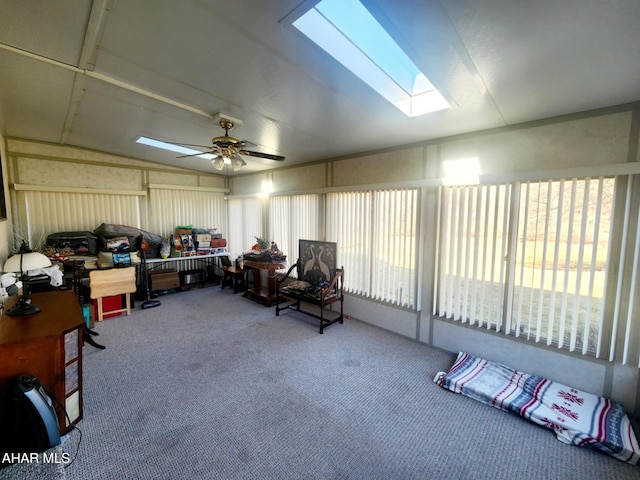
[221,266,247,293]
[219,255,246,294]
[276,260,344,334]
[89,267,137,321]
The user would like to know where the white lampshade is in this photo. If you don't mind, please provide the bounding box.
[3,246,52,316]
[211,155,225,171]
[231,155,246,171]
[4,251,51,273]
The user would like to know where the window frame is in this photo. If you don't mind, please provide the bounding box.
[434,176,619,358]
[326,188,420,309]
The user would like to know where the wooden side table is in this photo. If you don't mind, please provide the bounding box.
[242,260,287,306]
[0,291,84,436]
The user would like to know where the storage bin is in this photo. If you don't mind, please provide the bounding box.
[149,269,180,291]
[179,269,206,287]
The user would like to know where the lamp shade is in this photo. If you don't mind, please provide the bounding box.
[211,155,225,171]
[3,251,51,273]
[231,155,246,171]
[3,247,52,316]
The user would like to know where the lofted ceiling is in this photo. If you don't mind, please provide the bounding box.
[0,0,638,176]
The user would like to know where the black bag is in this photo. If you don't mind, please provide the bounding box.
[46,231,98,255]
[93,223,164,258]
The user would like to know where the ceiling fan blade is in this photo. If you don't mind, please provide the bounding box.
[165,141,212,148]
[176,151,212,158]
[238,150,285,161]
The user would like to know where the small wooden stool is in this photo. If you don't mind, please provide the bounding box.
[221,266,246,294]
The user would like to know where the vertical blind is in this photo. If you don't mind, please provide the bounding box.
[433,176,640,364]
[148,187,226,237]
[22,190,142,247]
[371,189,418,307]
[437,184,511,330]
[327,189,418,308]
[611,175,640,365]
[327,191,372,297]
[509,178,615,355]
[269,194,321,264]
[226,197,263,256]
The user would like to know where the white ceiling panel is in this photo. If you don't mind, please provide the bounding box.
[0,0,638,174]
[443,0,640,123]
[0,51,77,142]
[0,0,92,65]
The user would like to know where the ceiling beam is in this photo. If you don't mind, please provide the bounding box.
[0,37,216,125]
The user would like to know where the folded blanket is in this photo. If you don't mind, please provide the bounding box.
[434,352,640,464]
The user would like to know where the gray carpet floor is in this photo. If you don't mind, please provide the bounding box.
[4,287,640,479]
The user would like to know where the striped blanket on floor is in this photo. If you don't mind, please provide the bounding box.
[434,352,640,465]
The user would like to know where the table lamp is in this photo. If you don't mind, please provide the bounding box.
[3,241,52,316]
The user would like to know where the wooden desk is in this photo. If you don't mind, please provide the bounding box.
[0,291,84,436]
[242,260,287,306]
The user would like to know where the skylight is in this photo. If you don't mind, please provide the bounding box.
[292,0,450,117]
[136,136,214,160]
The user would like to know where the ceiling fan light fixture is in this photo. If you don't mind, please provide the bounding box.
[212,156,225,170]
[160,117,284,173]
[231,155,246,171]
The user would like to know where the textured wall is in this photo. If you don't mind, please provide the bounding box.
[229,107,636,195]
[3,138,226,246]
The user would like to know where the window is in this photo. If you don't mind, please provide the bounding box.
[327,189,418,308]
[148,187,226,238]
[327,191,371,297]
[510,178,615,354]
[22,190,142,247]
[269,194,322,264]
[435,177,616,357]
[136,136,214,159]
[291,0,450,117]
[227,197,263,256]
[436,184,512,330]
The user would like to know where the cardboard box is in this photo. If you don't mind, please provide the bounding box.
[195,234,211,243]
[149,269,180,291]
[211,238,227,248]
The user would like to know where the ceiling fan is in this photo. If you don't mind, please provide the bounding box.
[176,118,285,171]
